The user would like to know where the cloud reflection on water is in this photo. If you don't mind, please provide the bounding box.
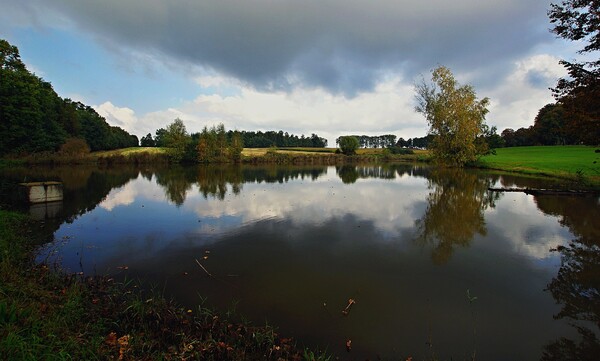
[36,164,600,359]
[92,165,579,263]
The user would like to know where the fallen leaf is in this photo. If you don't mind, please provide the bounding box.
[117,335,131,360]
[105,332,117,347]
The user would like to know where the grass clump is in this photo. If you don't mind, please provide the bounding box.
[0,209,330,360]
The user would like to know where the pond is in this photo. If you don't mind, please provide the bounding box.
[3,163,599,360]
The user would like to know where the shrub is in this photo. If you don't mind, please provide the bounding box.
[388,146,414,155]
[338,136,359,155]
[59,138,91,156]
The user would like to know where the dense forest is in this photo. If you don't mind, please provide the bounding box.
[0,39,138,156]
[239,130,327,148]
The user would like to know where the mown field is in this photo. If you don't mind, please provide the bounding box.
[92,147,167,158]
[478,145,600,185]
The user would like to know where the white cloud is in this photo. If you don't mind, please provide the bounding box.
[106,73,427,144]
[105,53,564,143]
[485,54,567,131]
[95,101,138,133]
[96,53,567,144]
[3,0,575,142]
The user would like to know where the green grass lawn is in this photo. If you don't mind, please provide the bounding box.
[478,146,600,184]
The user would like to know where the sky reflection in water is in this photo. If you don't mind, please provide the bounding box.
[39,164,597,360]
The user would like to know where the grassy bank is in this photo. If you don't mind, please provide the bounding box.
[242,147,426,164]
[0,209,329,360]
[477,146,600,187]
[3,147,170,166]
[5,146,425,166]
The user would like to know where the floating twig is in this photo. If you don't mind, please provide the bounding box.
[195,259,212,277]
[341,298,356,316]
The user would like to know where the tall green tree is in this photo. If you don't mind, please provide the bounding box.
[548,1,599,145]
[0,39,67,154]
[534,103,567,145]
[163,118,190,162]
[228,131,244,162]
[415,66,490,166]
[140,133,155,147]
[197,126,217,163]
[0,39,138,155]
[196,124,244,163]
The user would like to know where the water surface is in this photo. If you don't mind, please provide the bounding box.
[4,164,598,360]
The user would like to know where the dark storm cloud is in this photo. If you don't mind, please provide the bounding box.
[22,0,554,93]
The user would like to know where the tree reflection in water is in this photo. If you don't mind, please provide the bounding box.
[154,166,195,206]
[489,177,600,360]
[415,168,499,264]
[541,239,600,360]
[540,196,600,360]
[335,164,419,184]
[336,165,359,184]
[153,165,329,204]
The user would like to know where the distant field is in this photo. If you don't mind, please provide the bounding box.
[242,147,428,156]
[92,147,167,157]
[478,146,600,184]
[277,147,337,154]
[92,147,388,158]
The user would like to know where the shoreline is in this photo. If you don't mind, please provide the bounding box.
[0,209,330,360]
[2,145,598,189]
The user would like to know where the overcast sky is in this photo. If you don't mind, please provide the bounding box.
[0,0,575,145]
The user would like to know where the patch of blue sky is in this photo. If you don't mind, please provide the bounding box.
[9,27,214,114]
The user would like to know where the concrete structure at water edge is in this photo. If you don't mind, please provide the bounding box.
[19,182,63,203]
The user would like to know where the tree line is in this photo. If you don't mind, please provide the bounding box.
[141,129,327,149]
[239,131,327,148]
[0,39,138,157]
[501,102,598,147]
[141,118,244,163]
[335,134,397,149]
